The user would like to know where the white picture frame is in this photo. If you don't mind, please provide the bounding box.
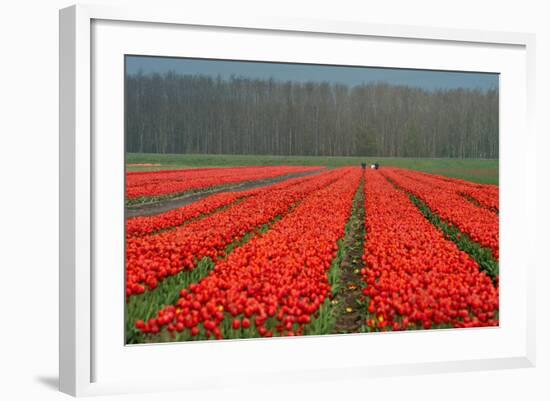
[59,3,536,397]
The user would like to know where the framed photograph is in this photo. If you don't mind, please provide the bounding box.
[59,4,536,396]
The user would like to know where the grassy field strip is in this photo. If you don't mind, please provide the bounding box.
[126,153,498,185]
[383,175,499,282]
[410,169,498,189]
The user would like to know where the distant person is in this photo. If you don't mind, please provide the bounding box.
[370,163,380,170]
[361,162,366,170]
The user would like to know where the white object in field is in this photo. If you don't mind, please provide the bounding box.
[371,164,376,169]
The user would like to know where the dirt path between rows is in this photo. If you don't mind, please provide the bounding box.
[333,174,366,334]
[125,169,325,218]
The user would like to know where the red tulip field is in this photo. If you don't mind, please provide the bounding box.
[125,166,499,343]
[126,165,322,204]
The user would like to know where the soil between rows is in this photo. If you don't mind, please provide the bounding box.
[333,173,366,334]
[125,169,325,218]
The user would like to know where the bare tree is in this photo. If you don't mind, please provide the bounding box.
[125,73,499,158]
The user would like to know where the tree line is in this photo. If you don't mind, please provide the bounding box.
[125,72,498,158]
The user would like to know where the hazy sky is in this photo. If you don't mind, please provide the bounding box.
[126,55,498,91]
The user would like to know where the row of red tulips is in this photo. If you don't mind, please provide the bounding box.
[136,168,361,338]
[382,168,499,259]
[126,165,322,200]
[459,186,499,212]
[399,169,499,212]
[361,170,498,331]
[126,171,330,238]
[126,191,248,238]
[125,169,348,297]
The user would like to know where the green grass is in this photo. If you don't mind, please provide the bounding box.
[126,153,498,185]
